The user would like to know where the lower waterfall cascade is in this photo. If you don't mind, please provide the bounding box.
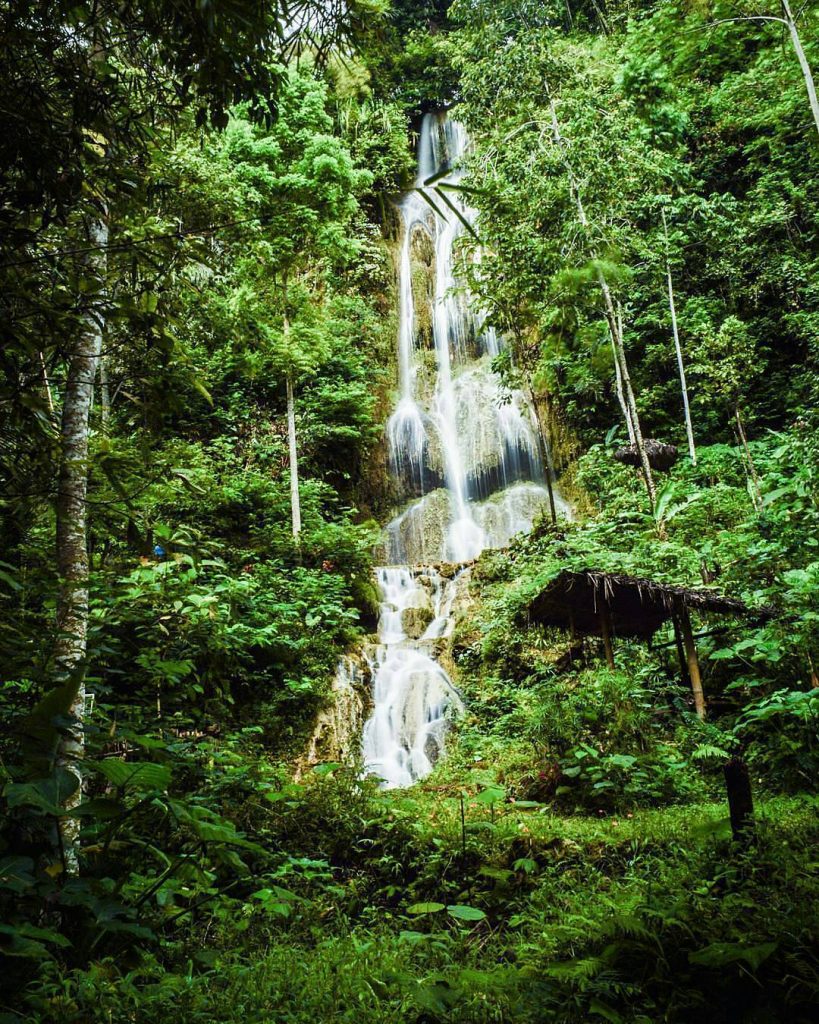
[356,112,567,788]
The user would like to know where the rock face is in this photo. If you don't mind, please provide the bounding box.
[383,481,566,567]
[301,655,370,771]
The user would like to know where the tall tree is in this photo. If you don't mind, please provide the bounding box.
[547,95,656,507]
[214,83,367,538]
[0,0,380,871]
[662,208,696,465]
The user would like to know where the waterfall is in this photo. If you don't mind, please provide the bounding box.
[360,112,567,788]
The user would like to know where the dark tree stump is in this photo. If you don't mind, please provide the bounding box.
[723,757,754,841]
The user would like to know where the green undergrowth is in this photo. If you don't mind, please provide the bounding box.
[15,773,818,1024]
[438,434,819,813]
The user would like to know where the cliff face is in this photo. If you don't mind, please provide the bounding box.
[299,654,371,772]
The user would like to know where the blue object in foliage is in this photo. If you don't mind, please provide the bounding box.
[153,545,166,558]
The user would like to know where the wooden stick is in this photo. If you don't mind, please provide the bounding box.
[671,614,690,687]
[599,604,615,669]
[679,605,705,718]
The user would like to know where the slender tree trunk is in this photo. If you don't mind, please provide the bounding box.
[286,366,302,539]
[54,213,107,874]
[614,302,639,446]
[662,210,696,464]
[605,288,656,506]
[98,354,110,428]
[599,604,615,668]
[781,0,819,140]
[735,404,762,510]
[528,385,558,525]
[280,276,301,541]
[39,351,56,420]
[671,614,690,688]
[590,0,610,35]
[547,96,655,507]
[679,606,705,719]
[611,334,635,444]
[723,756,754,842]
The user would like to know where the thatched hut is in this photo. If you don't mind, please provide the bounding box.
[614,439,679,471]
[525,568,773,718]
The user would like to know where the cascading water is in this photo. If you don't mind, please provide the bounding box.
[359,112,568,788]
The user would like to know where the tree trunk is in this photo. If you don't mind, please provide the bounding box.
[286,368,301,539]
[611,332,635,444]
[280,276,301,541]
[723,756,754,841]
[599,604,615,669]
[781,0,819,140]
[547,96,655,508]
[54,213,107,874]
[39,351,56,420]
[671,613,690,688]
[662,210,696,464]
[735,404,762,510]
[98,353,110,428]
[590,0,610,35]
[528,385,558,525]
[605,290,656,506]
[678,605,705,719]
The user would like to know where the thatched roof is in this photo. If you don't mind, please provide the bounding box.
[614,439,678,471]
[526,568,772,639]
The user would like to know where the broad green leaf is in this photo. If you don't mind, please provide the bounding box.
[689,941,777,971]
[407,902,445,915]
[0,856,35,893]
[475,785,506,805]
[446,904,486,921]
[91,760,171,791]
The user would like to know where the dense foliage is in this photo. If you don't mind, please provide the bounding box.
[1,2,817,1022]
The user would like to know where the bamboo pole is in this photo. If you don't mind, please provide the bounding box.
[781,0,819,141]
[678,605,705,719]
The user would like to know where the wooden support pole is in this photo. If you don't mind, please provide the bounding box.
[678,605,705,719]
[723,756,754,842]
[599,604,615,669]
[671,614,690,687]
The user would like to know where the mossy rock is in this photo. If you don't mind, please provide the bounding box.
[402,605,435,639]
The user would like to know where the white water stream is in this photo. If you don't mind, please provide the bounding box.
[356,113,566,787]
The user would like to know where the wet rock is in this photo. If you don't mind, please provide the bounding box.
[402,605,434,639]
[424,732,442,765]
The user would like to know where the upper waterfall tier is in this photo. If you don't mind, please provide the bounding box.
[384,111,566,564]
